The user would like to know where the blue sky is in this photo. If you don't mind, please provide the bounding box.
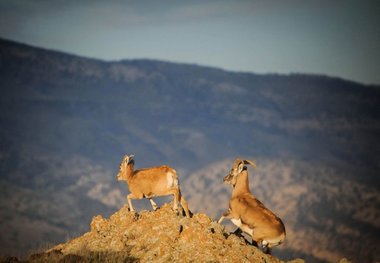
[0,0,379,85]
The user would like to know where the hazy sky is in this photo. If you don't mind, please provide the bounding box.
[0,0,379,85]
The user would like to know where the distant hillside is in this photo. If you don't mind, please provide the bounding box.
[0,38,379,262]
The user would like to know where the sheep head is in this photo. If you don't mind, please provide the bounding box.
[223,158,256,187]
[116,154,135,181]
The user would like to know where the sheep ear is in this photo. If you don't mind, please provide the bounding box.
[244,160,256,168]
[238,161,244,173]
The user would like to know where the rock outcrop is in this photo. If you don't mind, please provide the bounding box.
[25,203,303,262]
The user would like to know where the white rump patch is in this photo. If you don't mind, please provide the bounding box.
[166,173,178,188]
[231,218,253,236]
[231,218,242,228]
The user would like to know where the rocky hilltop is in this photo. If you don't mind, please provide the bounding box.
[23,204,302,263]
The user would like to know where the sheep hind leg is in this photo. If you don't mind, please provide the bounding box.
[232,228,252,245]
[168,188,180,215]
[261,241,272,254]
[178,189,190,218]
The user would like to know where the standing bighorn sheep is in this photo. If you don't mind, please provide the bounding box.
[218,159,286,253]
[117,154,190,218]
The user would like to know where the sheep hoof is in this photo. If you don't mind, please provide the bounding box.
[232,228,243,237]
[132,212,139,221]
[179,209,187,218]
[172,208,180,217]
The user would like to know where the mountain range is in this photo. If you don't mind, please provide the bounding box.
[0,38,379,262]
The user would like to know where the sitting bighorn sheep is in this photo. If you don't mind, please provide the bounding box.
[116,154,190,218]
[218,159,286,253]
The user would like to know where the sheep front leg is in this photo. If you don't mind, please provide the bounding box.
[149,198,158,211]
[218,209,232,224]
[127,193,137,212]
